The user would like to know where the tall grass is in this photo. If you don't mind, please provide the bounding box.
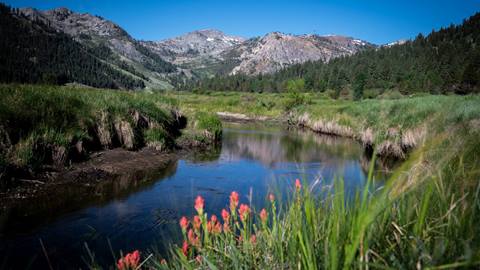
[0,84,178,170]
[129,123,479,269]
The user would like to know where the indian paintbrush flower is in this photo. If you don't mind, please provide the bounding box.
[260,208,268,223]
[295,179,302,191]
[230,191,239,209]
[238,204,251,222]
[117,250,140,270]
[179,216,188,232]
[182,240,189,257]
[194,195,205,214]
[210,214,217,223]
[193,215,201,230]
[221,208,230,223]
[187,229,199,246]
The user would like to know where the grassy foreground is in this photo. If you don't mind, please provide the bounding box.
[124,126,479,269]
[97,91,480,269]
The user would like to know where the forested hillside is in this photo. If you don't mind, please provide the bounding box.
[188,12,480,97]
[0,4,145,89]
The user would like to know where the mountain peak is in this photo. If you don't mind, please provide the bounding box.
[152,29,245,56]
[196,29,225,36]
[50,7,72,14]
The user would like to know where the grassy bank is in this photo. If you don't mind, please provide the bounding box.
[0,84,222,186]
[166,91,480,158]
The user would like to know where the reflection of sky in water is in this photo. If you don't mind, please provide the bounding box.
[0,123,382,269]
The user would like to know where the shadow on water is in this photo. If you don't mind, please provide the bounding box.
[0,122,394,269]
[0,162,179,235]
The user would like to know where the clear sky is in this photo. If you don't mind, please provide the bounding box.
[4,0,480,44]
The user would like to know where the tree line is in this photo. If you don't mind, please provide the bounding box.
[183,12,480,97]
[0,3,145,89]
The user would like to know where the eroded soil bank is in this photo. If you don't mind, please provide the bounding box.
[0,141,221,212]
[216,111,414,160]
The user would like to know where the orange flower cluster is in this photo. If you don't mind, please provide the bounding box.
[238,204,251,222]
[177,187,296,260]
[117,250,140,270]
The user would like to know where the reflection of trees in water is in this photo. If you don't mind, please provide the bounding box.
[184,145,222,163]
[221,128,364,168]
[1,161,179,234]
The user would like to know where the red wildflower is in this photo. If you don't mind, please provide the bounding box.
[223,222,230,232]
[251,234,257,244]
[188,229,199,246]
[214,221,222,234]
[238,204,251,222]
[193,215,201,230]
[295,179,302,191]
[194,195,205,214]
[269,193,275,202]
[179,216,188,231]
[210,214,218,223]
[117,250,140,270]
[260,208,268,223]
[207,221,213,233]
[182,240,189,256]
[221,209,230,223]
[230,191,239,209]
[160,259,167,265]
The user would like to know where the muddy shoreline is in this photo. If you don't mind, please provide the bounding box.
[0,142,216,212]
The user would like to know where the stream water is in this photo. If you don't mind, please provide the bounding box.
[0,122,386,269]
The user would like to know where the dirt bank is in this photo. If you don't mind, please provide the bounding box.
[0,147,181,211]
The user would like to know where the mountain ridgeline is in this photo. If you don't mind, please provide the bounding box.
[0,3,373,90]
[189,12,480,96]
[1,2,479,94]
[0,4,146,89]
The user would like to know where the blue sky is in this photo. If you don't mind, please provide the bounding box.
[5,0,480,44]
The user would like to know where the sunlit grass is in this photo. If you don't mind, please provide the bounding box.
[113,122,480,269]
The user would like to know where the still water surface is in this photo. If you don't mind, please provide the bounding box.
[0,122,383,269]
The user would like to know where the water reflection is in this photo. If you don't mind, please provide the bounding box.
[222,123,364,166]
[0,122,387,269]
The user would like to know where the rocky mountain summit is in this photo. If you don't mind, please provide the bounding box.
[147,29,244,57]
[227,32,374,75]
[17,6,375,88]
[141,29,245,76]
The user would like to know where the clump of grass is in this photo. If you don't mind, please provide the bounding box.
[195,112,223,142]
[144,127,174,151]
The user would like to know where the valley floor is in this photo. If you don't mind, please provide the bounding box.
[1,85,480,268]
